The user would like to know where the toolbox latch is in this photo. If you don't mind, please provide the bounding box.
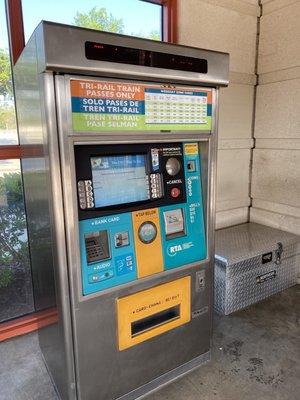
[275,242,283,265]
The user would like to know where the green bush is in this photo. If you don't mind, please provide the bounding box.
[0,172,28,266]
[0,267,13,288]
[0,106,16,130]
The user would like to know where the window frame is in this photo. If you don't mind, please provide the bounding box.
[0,0,178,333]
[141,0,178,43]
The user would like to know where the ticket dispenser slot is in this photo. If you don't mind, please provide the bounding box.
[131,305,180,337]
[117,276,191,351]
[163,208,185,240]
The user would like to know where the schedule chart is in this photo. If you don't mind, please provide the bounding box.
[145,88,208,125]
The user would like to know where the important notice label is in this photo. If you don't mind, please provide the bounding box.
[184,142,198,155]
[71,80,212,132]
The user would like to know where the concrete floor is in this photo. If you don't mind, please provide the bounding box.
[0,286,299,400]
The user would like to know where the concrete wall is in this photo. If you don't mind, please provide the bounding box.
[177,0,259,228]
[250,0,300,235]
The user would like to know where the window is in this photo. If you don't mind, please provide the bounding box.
[0,1,18,145]
[0,159,33,322]
[22,0,163,42]
[1,0,176,327]
[0,1,33,323]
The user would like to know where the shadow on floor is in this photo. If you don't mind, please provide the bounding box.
[0,286,299,400]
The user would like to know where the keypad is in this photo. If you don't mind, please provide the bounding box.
[85,231,110,264]
[78,180,95,209]
[150,173,163,199]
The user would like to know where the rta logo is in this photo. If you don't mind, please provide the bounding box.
[167,244,183,256]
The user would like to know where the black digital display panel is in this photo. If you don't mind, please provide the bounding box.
[85,41,208,74]
[74,142,187,220]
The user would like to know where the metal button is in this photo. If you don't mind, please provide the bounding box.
[166,157,181,176]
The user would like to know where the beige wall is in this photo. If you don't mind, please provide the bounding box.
[177,0,300,236]
[177,0,259,228]
[250,0,300,235]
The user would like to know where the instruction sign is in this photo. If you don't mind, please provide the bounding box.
[70,80,212,132]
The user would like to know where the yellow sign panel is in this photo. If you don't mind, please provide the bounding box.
[184,142,198,155]
[132,208,163,278]
[117,276,191,351]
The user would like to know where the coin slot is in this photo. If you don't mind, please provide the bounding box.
[187,160,196,172]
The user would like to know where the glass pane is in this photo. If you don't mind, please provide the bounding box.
[0,1,18,145]
[0,159,34,322]
[22,0,162,42]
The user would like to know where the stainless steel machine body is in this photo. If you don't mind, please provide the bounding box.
[14,22,229,400]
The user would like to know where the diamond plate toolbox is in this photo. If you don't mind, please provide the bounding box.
[214,223,300,315]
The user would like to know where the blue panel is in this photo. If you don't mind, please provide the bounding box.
[207,104,212,116]
[145,88,207,97]
[71,97,145,114]
[79,212,137,295]
[160,145,207,269]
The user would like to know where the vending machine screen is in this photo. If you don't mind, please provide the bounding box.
[91,154,150,208]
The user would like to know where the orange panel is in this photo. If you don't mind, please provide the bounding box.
[70,80,144,100]
[117,276,191,350]
[132,208,163,278]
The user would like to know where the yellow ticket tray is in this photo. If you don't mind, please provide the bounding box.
[117,276,191,351]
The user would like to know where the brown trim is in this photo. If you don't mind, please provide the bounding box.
[142,0,178,43]
[0,144,45,160]
[162,0,178,43]
[0,308,58,342]
[0,145,21,160]
[5,0,25,65]
[20,144,44,158]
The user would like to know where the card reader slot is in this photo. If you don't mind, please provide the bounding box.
[131,305,180,337]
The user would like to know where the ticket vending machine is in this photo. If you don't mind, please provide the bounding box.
[14,22,229,400]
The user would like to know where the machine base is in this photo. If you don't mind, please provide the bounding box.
[117,350,211,400]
